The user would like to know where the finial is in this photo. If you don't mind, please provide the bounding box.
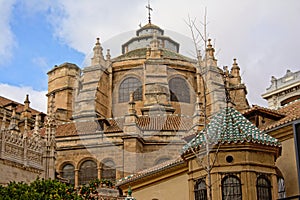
[205,38,215,59]
[233,58,237,65]
[128,92,137,115]
[8,104,19,130]
[106,49,111,60]
[24,94,30,111]
[24,94,30,104]
[231,58,240,71]
[130,92,134,102]
[207,39,212,48]
[128,186,132,196]
[146,0,153,24]
[91,37,104,65]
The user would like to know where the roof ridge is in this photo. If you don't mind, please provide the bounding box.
[182,107,280,154]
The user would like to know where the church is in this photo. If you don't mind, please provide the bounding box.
[0,4,300,200]
[46,10,252,186]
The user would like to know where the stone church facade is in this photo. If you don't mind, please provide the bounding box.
[0,95,56,185]
[47,21,250,187]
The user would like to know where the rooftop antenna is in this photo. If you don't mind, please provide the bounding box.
[146,0,153,24]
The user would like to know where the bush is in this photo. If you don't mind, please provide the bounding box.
[0,178,117,200]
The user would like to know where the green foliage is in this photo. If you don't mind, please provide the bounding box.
[0,178,116,200]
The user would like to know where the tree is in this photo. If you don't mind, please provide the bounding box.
[185,9,231,200]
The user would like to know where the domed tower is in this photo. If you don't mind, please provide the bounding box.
[111,22,198,118]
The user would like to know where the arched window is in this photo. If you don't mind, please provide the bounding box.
[222,175,242,200]
[257,175,272,200]
[169,77,190,103]
[79,160,97,185]
[101,160,116,181]
[119,77,142,103]
[194,179,207,200]
[278,177,286,199]
[61,164,75,185]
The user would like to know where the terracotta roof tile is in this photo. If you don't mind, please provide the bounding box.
[242,104,285,118]
[261,100,300,131]
[56,115,193,137]
[56,121,102,137]
[0,96,41,115]
[105,118,124,133]
[137,115,192,131]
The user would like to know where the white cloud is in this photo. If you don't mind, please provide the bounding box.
[0,83,47,113]
[0,0,17,66]
[32,57,48,68]
[4,0,299,107]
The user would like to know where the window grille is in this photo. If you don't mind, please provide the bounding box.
[194,179,207,200]
[101,160,116,181]
[119,77,142,103]
[278,177,286,199]
[78,160,97,185]
[257,175,272,200]
[221,175,242,200]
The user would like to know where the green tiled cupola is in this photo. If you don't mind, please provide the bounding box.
[182,107,281,154]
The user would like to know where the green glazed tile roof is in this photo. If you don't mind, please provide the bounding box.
[113,48,195,62]
[182,107,280,154]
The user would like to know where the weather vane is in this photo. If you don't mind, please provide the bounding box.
[146,0,153,24]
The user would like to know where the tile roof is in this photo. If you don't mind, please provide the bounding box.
[260,100,300,131]
[0,96,41,115]
[56,121,102,137]
[182,107,281,155]
[116,157,185,186]
[114,48,195,63]
[137,115,192,131]
[242,104,284,118]
[56,115,193,137]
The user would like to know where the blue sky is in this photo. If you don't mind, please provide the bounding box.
[2,4,84,90]
[0,0,299,112]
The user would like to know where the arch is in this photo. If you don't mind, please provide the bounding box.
[256,175,272,200]
[119,77,142,103]
[61,163,75,185]
[101,159,116,181]
[221,175,242,200]
[78,160,98,185]
[194,179,207,200]
[169,77,190,103]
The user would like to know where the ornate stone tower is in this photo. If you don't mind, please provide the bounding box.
[72,38,112,122]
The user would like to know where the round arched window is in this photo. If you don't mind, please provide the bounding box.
[257,175,272,200]
[101,160,116,181]
[119,77,142,103]
[169,77,190,103]
[61,164,75,185]
[78,160,97,185]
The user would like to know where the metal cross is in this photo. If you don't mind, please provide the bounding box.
[146,0,153,24]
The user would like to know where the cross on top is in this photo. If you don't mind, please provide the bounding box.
[146,0,153,24]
